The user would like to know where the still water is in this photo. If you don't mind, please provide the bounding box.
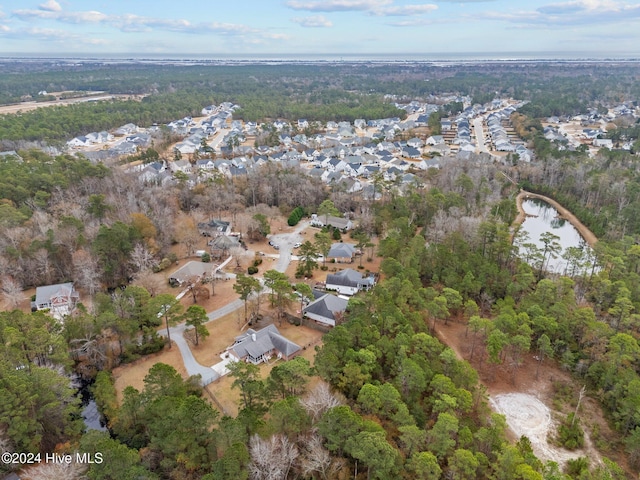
[517,198,592,274]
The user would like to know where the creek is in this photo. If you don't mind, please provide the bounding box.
[74,376,108,432]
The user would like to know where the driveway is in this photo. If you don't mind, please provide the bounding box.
[266,221,309,273]
[160,221,310,385]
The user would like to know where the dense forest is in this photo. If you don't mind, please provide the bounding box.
[2,62,640,478]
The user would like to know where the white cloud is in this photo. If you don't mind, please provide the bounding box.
[387,17,437,26]
[287,0,437,17]
[38,0,61,12]
[286,0,392,12]
[291,15,333,27]
[483,0,640,26]
[10,5,288,43]
[375,4,438,16]
[13,8,109,24]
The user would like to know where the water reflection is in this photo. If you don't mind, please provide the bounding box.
[516,198,594,275]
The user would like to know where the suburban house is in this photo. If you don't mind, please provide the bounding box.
[327,243,357,263]
[310,214,353,231]
[325,268,376,296]
[168,261,214,287]
[198,219,231,237]
[33,282,79,319]
[227,324,301,364]
[208,234,240,259]
[303,293,349,327]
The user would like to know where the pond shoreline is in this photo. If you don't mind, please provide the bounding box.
[514,190,598,247]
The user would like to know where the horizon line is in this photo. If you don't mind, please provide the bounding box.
[1,51,639,62]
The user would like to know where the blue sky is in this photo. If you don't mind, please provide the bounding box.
[0,0,638,58]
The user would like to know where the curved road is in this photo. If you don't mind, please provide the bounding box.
[159,221,310,384]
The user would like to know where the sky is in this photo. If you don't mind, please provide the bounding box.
[0,0,638,59]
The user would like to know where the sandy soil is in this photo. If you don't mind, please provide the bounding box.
[0,93,141,115]
[515,190,598,247]
[434,319,623,471]
[490,393,587,465]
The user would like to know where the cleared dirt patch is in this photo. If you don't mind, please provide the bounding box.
[435,319,623,471]
[490,393,585,466]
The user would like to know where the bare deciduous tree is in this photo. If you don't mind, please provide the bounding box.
[174,215,201,257]
[300,432,344,480]
[21,456,88,480]
[230,245,248,269]
[1,277,24,309]
[130,243,156,272]
[72,249,102,298]
[300,381,344,423]
[248,434,299,480]
[134,269,162,297]
[33,248,53,285]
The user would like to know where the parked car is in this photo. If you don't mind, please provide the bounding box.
[294,242,302,248]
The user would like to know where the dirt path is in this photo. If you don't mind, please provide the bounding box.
[515,190,598,246]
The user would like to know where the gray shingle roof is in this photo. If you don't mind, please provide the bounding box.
[169,261,213,285]
[328,243,356,259]
[35,282,77,306]
[326,268,373,288]
[303,294,348,323]
[231,324,300,359]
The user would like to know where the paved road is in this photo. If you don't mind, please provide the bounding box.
[159,221,311,384]
[473,117,490,154]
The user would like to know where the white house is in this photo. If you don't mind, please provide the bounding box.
[33,283,79,320]
[325,269,375,296]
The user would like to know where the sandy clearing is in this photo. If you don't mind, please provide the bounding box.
[0,94,140,115]
[490,393,591,467]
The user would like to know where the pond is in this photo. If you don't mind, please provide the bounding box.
[516,198,593,275]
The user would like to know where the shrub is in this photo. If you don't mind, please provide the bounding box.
[253,258,263,267]
[556,413,584,450]
[201,252,211,263]
[167,252,178,263]
[332,228,341,240]
[287,206,305,226]
[247,266,259,275]
[154,257,172,273]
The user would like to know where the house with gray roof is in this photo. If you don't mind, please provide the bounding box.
[198,219,231,237]
[208,234,239,259]
[327,243,357,263]
[228,324,301,364]
[33,282,79,319]
[168,261,214,287]
[310,214,353,231]
[303,293,349,327]
[325,269,375,296]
